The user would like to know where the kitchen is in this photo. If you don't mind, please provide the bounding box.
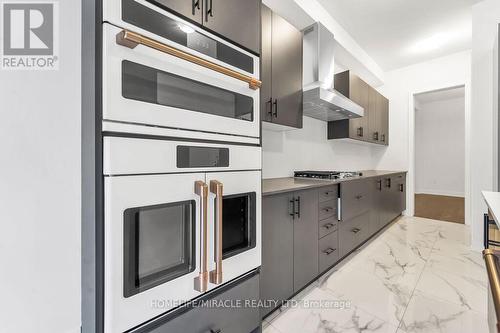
[2,0,500,333]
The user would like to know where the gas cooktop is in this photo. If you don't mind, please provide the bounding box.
[294,171,363,180]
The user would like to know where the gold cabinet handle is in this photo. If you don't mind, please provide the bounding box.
[484,249,500,325]
[209,180,223,285]
[116,29,262,90]
[194,181,209,292]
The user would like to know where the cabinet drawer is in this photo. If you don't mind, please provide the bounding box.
[339,211,370,258]
[143,272,260,333]
[319,199,337,220]
[319,216,338,239]
[319,185,338,202]
[319,231,339,272]
[340,180,370,221]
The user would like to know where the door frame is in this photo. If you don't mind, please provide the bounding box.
[407,82,471,226]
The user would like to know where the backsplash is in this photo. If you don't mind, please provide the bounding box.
[262,116,377,179]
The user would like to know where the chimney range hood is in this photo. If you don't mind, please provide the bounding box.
[302,23,364,121]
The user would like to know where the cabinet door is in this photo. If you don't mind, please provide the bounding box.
[203,0,261,54]
[260,5,273,123]
[393,174,406,215]
[271,12,303,128]
[349,75,369,140]
[370,178,382,234]
[293,189,319,292]
[260,193,294,317]
[153,0,203,23]
[368,89,380,143]
[379,96,389,145]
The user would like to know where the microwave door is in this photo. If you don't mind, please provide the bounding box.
[206,171,262,287]
[104,173,215,333]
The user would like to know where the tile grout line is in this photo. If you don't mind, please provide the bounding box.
[394,227,442,332]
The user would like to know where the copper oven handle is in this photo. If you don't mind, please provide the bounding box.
[483,249,500,328]
[116,30,262,90]
[194,181,209,292]
[210,180,223,284]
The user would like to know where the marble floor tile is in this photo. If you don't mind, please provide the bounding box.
[322,265,413,326]
[426,251,486,283]
[415,267,487,314]
[270,288,398,333]
[266,217,486,333]
[398,292,488,333]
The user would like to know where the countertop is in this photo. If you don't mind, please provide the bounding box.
[483,191,500,228]
[263,170,407,196]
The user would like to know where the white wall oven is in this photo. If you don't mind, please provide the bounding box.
[103,136,261,332]
[102,0,260,140]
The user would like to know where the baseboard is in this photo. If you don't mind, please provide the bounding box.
[415,190,464,198]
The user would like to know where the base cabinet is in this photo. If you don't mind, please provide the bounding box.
[140,271,261,333]
[261,174,406,318]
[260,189,319,317]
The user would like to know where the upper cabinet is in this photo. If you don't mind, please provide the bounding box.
[261,5,303,130]
[153,0,261,55]
[328,71,389,145]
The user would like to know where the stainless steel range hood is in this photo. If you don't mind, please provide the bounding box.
[302,23,364,121]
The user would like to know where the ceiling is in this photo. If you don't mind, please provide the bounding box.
[317,0,482,71]
[415,86,465,105]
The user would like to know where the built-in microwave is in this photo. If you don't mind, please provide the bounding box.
[102,0,260,139]
[103,136,261,332]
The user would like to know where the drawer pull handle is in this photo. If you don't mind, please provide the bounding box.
[323,223,335,230]
[210,330,222,333]
[355,195,363,200]
[323,248,337,255]
[116,30,262,90]
[351,228,361,234]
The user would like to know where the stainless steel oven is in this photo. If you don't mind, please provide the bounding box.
[102,0,260,140]
[103,136,261,332]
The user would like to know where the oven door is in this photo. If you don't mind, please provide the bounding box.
[103,23,260,138]
[104,173,215,333]
[206,171,262,286]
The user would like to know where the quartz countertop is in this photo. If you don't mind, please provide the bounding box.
[263,170,407,196]
[483,191,500,228]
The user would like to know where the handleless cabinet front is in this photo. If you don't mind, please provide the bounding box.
[293,189,319,292]
[261,193,294,317]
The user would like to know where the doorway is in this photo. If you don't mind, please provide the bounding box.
[413,86,466,224]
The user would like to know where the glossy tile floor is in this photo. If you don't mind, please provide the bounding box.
[263,216,487,333]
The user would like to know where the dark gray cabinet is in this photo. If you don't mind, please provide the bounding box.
[261,5,303,129]
[145,271,261,333]
[155,0,261,54]
[260,193,294,317]
[203,0,261,54]
[261,189,319,317]
[293,189,319,292]
[328,71,389,145]
[261,175,406,318]
[154,0,201,22]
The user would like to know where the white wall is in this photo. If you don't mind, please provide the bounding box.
[373,50,471,224]
[0,1,81,332]
[415,96,465,197]
[470,0,500,250]
[262,116,379,179]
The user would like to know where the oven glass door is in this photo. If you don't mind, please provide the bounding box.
[103,23,260,138]
[206,171,261,286]
[104,173,215,333]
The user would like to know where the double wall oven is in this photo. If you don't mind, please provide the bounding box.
[103,0,260,140]
[100,1,262,331]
